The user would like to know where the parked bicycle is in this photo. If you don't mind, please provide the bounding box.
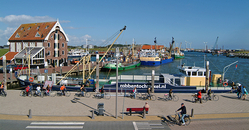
[203,93,219,101]
[129,92,141,99]
[140,93,157,101]
[164,93,179,102]
[32,90,43,97]
[20,90,32,97]
[93,92,111,99]
[0,90,7,97]
[42,90,56,97]
[191,93,207,103]
[74,90,91,98]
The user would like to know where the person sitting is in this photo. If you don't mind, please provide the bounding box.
[60,84,66,96]
[143,102,150,114]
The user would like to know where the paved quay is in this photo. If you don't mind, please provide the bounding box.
[0,90,249,121]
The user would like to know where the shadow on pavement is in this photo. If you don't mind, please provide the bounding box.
[71,98,115,117]
[221,95,249,101]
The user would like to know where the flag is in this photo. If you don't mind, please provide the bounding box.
[235,64,238,70]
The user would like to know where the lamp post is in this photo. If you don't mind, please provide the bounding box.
[115,47,119,119]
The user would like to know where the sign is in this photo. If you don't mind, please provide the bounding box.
[115,47,120,57]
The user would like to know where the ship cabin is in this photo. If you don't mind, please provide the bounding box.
[159,65,210,87]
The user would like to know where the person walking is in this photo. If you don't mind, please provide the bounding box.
[60,84,66,96]
[237,85,242,99]
[241,86,248,100]
[133,87,137,99]
[80,84,86,97]
[176,103,187,126]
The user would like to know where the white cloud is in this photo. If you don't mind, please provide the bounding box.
[0,15,56,27]
[0,27,16,45]
[67,34,93,46]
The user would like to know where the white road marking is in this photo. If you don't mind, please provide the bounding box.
[26,126,83,129]
[30,122,85,125]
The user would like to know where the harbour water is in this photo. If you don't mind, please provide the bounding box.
[76,52,249,90]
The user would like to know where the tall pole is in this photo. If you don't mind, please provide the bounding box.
[3,56,7,90]
[151,70,155,93]
[115,47,119,119]
[205,61,209,91]
[96,54,99,93]
[83,57,85,83]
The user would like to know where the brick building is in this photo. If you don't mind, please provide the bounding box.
[6,20,69,67]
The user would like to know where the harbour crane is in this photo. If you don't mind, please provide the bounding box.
[213,36,219,50]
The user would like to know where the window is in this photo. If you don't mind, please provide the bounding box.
[15,33,20,38]
[187,71,191,76]
[198,72,203,76]
[30,42,35,47]
[35,32,40,37]
[46,25,49,29]
[192,71,197,76]
[62,51,64,55]
[47,51,50,56]
[28,27,31,30]
[48,43,50,47]
[37,26,40,30]
[21,27,24,30]
[62,43,64,47]
[51,35,53,38]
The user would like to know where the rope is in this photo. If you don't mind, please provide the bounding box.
[205,57,223,74]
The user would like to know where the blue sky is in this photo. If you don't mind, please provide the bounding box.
[0,0,248,50]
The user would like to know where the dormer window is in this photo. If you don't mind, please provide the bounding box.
[28,27,31,30]
[35,32,40,37]
[37,26,40,30]
[15,33,20,38]
[21,27,24,30]
[45,25,49,29]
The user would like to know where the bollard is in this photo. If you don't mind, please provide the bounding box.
[143,108,146,119]
[92,110,95,119]
[191,108,194,117]
[29,109,32,118]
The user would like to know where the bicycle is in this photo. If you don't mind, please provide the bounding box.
[57,90,71,97]
[93,92,111,99]
[42,90,56,97]
[129,92,141,99]
[0,90,7,97]
[33,90,43,97]
[141,93,157,101]
[20,90,32,97]
[203,93,219,101]
[191,93,207,103]
[74,90,91,98]
[164,93,179,102]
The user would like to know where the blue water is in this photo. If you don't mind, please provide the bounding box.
[75,52,249,90]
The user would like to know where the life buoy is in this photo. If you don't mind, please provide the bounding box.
[223,82,228,87]
[29,77,34,82]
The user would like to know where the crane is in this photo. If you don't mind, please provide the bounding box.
[213,36,219,50]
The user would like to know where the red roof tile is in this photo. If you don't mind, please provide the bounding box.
[141,45,164,50]
[9,21,57,41]
[0,52,19,61]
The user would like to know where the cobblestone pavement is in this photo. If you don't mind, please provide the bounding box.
[0,90,248,118]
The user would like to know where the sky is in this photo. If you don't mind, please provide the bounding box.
[0,0,248,50]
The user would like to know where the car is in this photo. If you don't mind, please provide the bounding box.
[0,64,17,73]
[13,65,28,71]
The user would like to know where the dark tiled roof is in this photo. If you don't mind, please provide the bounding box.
[9,21,57,41]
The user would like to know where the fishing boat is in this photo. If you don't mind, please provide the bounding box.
[17,60,238,93]
[102,59,141,71]
[171,42,185,59]
[68,49,89,58]
[139,37,174,66]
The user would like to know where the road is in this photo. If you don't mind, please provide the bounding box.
[0,119,248,130]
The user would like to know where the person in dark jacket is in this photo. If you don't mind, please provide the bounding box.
[176,103,187,125]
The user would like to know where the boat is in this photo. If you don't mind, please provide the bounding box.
[139,38,174,66]
[17,60,238,93]
[102,59,141,71]
[68,49,89,58]
[171,42,185,59]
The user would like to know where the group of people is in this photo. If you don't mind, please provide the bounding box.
[236,85,248,100]
[25,83,51,96]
